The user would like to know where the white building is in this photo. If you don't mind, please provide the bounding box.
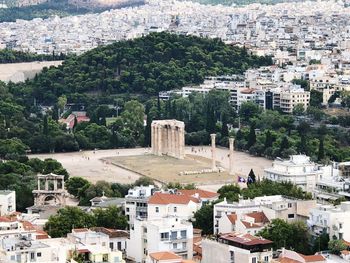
[264,155,323,193]
[147,192,201,221]
[201,233,273,263]
[214,195,316,235]
[127,217,193,263]
[308,202,350,241]
[0,190,16,215]
[125,185,156,227]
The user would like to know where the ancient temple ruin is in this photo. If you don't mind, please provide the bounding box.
[151,120,185,159]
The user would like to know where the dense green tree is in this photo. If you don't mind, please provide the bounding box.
[93,206,127,230]
[246,123,256,149]
[328,239,347,255]
[65,177,91,197]
[192,204,214,235]
[44,207,96,238]
[258,219,311,254]
[310,90,323,108]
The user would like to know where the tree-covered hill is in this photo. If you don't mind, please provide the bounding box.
[0,49,66,63]
[12,32,272,104]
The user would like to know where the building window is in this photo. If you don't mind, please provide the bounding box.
[174,207,177,213]
[230,251,235,262]
[181,230,187,238]
[288,214,295,219]
[160,232,169,240]
[252,257,257,263]
[173,243,178,249]
[126,208,129,212]
[30,252,35,260]
[37,252,41,257]
[339,223,343,229]
[155,207,159,213]
[288,203,292,208]
[264,256,269,262]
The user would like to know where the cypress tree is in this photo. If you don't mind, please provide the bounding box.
[247,124,256,149]
[206,104,216,134]
[318,138,325,161]
[264,130,273,149]
[247,169,256,185]
[43,115,48,135]
[279,136,289,156]
[221,112,229,137]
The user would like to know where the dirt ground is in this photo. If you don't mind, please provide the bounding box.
[29,146,272,190]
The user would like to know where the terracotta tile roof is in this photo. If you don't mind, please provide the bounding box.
[178,189,219,199]
[149,251,181,261]
[181,260,196,263]
[227,213,237,224]
[148,192,200,205]
[0,216,14,222]
[341,250,350,255]
[240,220,263,229]
[245,211,269,224]
[36,230,49,239]
[21,221,35,231]
[300,254,326,262]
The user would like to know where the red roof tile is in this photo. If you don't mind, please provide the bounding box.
[227,213,237,224]
[178,189,219,199]
[245,211,269,224]
[148,192,200,205]
[220,232,272,246]
[300,254,326,262]
[149,251,181,261]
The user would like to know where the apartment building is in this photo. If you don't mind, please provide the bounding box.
[218,211,269,235]
[147,192,201,221]
[125,185,156,227]
[277,87,310,114]
[214,195,316,235]
[201,233,273,263]
[0,190,16,216]
[308,202,350,241]
[273,248,326,263]
[264,155,323,193]
[127,217,193,263]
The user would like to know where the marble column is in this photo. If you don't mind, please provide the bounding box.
[37,178,41,190]
[179,128,185,159]
[45,179,49,191]
[151,125,155,154]
[211,133,216,170]
[229,138,234,175]
[171,127,175,158]
[157,125,162,156]
[54,179,58,191]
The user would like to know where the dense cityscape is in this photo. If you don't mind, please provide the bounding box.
[0,0,349,262]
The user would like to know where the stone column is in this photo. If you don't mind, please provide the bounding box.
[229,138,234,175]
[211,134,216,170]
[157,125,162,156]
[37,178,41,190]
[151,124,155,154]
[54,179,58,191]
[45,179,49,191]
[171,127,175,158]
[61,178,65,191]
[179,128,185,159]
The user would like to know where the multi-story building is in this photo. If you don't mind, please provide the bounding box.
[217,211,269,235]
[125,185,156,227]
[264,155,323,193]
[277,87,310,114]
[308,201,350,241]
[147,192,201,221]
[0,190,16,215]
[214,195,316,235]
[201,233,273,263]
[127,217,193,263]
